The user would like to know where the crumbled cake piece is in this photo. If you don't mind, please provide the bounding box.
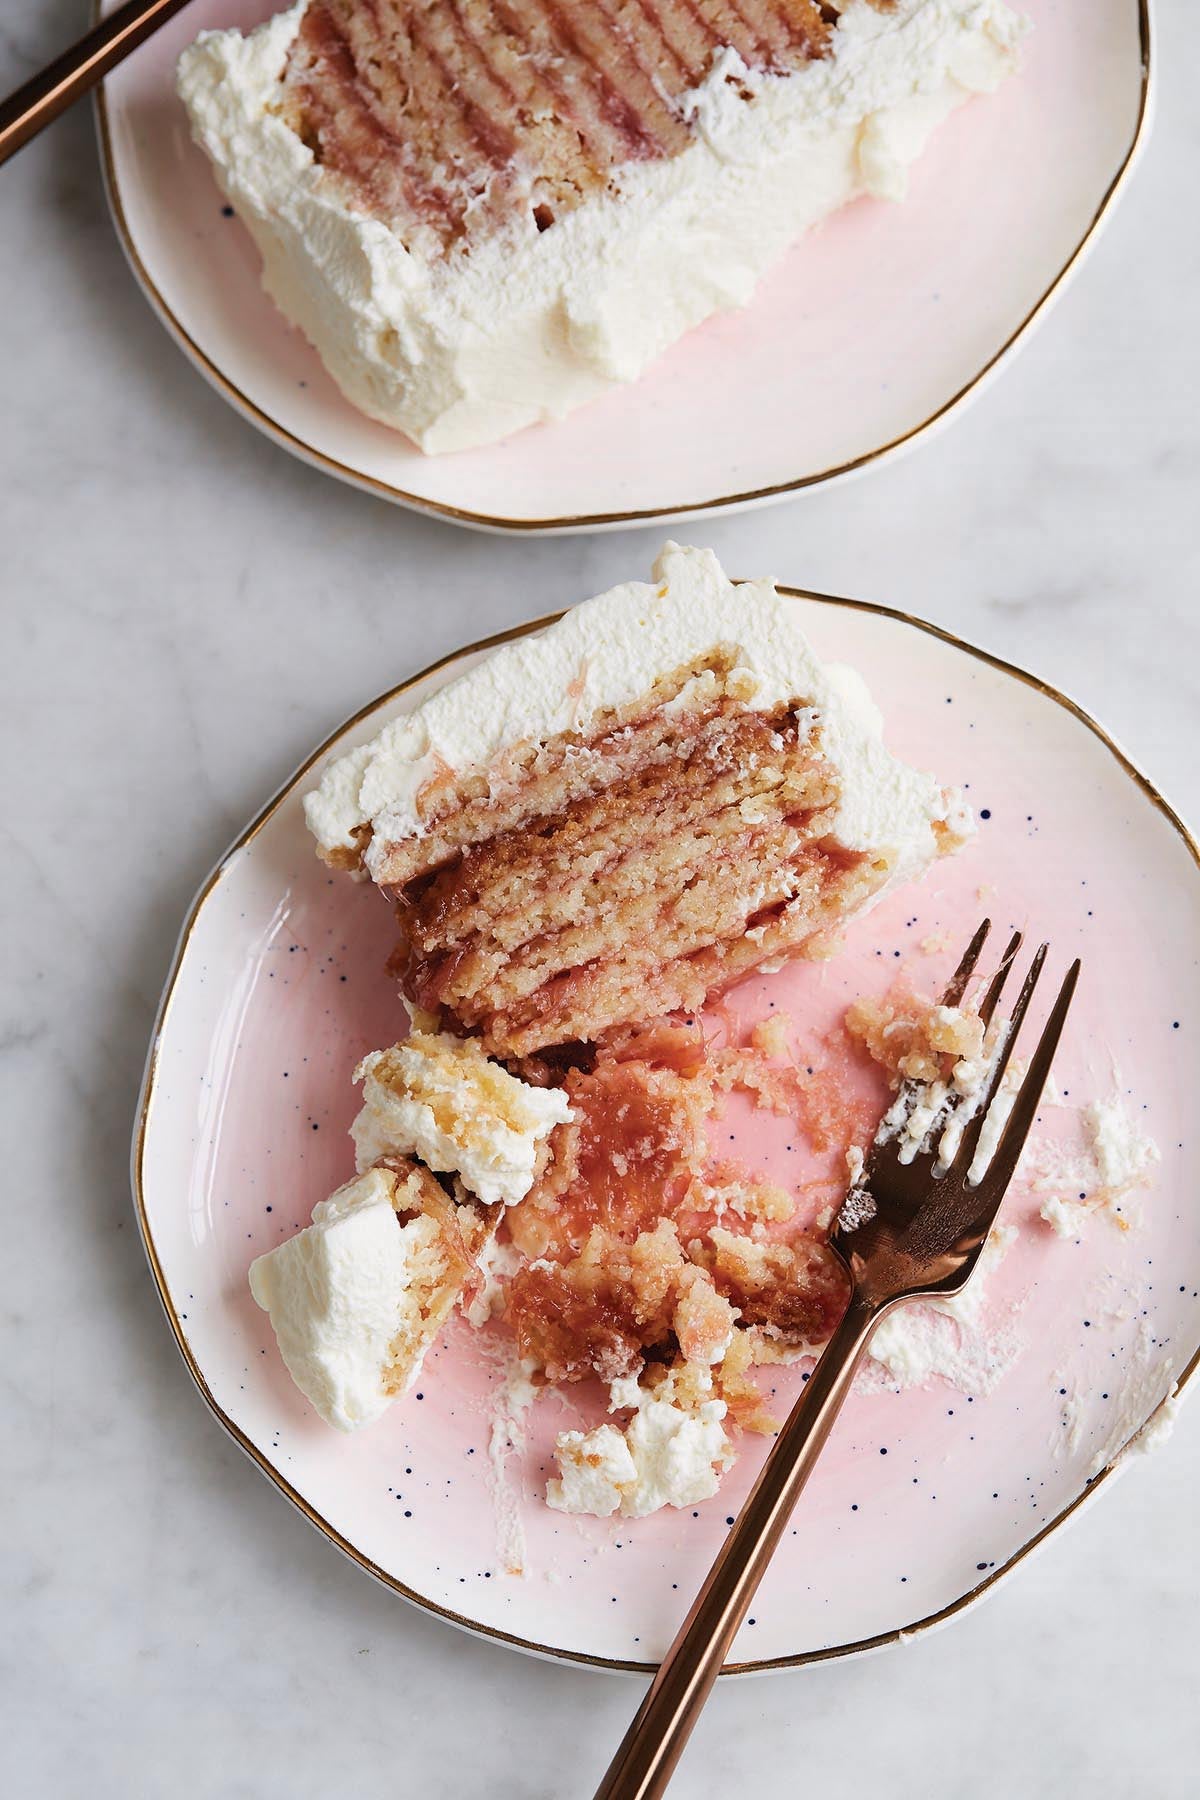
[688,1165,796,1225]
[673,1265,740,1365]
[750,1013,792,1059]
[249,1162,496,1430]
[698,1226,848,1345]
[507,1048,712,1258]
[846,988,985,1085]
[713,1033,873,1155]
[352,1028,571,1206]
[503,1015,849,1390]
[714,1325,783,1435]
[505,1218,722,1384]
[548,1361,733,1519]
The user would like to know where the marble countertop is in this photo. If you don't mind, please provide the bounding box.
[3,5,1198,1795]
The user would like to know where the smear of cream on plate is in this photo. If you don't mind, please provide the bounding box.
[1031,1091,1160,1237]
[473,1336,539,1575]
[861,1222,1021,1395]
[1085,1319,1178,1480]
[853,1066,1162,1403]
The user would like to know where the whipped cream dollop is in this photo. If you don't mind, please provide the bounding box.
[177,0,1026,453]
[305,544,971,899]
[352,1031,572,1208]
[248,1167,437,1431]
[547,1369,733,1518]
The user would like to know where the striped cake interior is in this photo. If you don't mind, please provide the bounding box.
[274,0,841,251]
[375,658,895,1057]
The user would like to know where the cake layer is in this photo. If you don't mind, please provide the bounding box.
[177,1,1026,451]
[306,545,970,1054]
[276,0,832,252]
[396,704,854,1053]
[473,840,882,1055]
[399,704,837,942]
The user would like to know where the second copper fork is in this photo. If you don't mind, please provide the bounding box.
[594,919,1080,1800]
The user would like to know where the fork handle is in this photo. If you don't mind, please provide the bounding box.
[593,1295,880,1800]
[0,0,195,168]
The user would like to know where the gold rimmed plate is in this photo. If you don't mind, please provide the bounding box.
[133,585,1198,1669]
[97,0,1150,533]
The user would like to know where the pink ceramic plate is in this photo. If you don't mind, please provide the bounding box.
[97,0,1150,534]
[135,589,1198,1671]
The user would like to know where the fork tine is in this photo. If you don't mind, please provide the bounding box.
[858,922,993,1193]
[939,919,992,1008]
[921,930,1020,1175]
[976,958,1081,1195]
[858,925,1027,1200]
[976,930,1023,1027]
[948,941,1048,1180]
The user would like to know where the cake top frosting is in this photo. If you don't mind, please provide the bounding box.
[304,542,971,887]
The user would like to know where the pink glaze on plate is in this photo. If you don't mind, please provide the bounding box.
[136,592,1199,1668]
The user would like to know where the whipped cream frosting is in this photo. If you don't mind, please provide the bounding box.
[870,1010,1015,1175]
[305,544,971,898]
[177,0,1026,453]
[248,1167,437,1431]
[352,1032,572,1208]
[546,1425,639,1519]
[548,1369,732,1518]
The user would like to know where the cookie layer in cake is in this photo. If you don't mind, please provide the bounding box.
[304,544,972,1055]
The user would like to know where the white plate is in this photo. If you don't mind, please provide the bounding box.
[97,0,1150,533]
[134,589,1198,1671]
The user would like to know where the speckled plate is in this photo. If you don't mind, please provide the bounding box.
[134,589,1199,1670]
[97,0,1150,533]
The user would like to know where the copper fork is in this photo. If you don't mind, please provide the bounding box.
[0,0,196,168]
[593,920,1080,1800]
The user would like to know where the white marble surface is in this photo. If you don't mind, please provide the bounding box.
[3,4,1199,1795]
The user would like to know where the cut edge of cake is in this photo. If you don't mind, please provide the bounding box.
[303,543,973,1055]
[248,1161,498,1430]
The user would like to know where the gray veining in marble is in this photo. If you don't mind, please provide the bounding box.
[2,3,1198,1795]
